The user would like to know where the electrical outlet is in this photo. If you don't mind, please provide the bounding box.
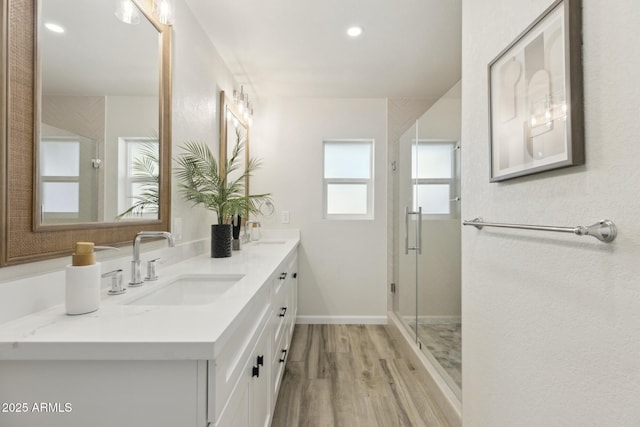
[281,211,290,224]
[173,218,183,240]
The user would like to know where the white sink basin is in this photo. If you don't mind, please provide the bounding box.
[126,274,244,306]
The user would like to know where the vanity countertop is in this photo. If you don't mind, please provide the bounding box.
[0,233,299,361]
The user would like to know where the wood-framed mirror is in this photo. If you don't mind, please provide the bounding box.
[0,0,172,266]
[219,90,250,207]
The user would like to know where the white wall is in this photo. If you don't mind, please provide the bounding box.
[251,97,388,322]
[0,0,236,318]
[170,0,236,243]
[461,1,640,426]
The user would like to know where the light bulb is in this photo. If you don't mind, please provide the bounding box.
[347,26,363,37]
[115,0,140,25]
[237,86,245,114]
[154,0,174,25]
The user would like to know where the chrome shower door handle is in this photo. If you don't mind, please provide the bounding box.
[405,206,409,255]
[405,206,422,254]
[417,206,422,254]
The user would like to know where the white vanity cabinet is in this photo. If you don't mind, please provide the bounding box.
[210,250,297,427]
[0,240,299,427]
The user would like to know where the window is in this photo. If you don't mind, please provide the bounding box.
[323,139,374,220]
[118,137,159,218]
[39,138,81,218]
[412,141,459,218]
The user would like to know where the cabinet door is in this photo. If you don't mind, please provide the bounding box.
[214,380,250,427]
[249,321,271,427]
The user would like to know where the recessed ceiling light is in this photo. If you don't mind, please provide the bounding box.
[44,22,65,33]
[346,26,363,38]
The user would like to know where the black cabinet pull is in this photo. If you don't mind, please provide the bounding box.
[279,272,287,280]
[279,349,288,363]
[252,365,260,378]
[292,272,297,279]
[257,355,264,366]
[279,307,287,317]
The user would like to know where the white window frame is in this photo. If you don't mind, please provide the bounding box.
[118,137,159,217]
[39,137,81,218]
[412,140,460,219]
[323,139,375,220]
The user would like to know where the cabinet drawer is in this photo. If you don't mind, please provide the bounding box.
[271,317,289,399]
[272,278,291,348]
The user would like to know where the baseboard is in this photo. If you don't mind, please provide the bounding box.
[296,315,387,325]
[388,311,462,427]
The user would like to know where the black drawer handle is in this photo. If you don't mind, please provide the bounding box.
[292,272,297,279]
[257,355,264,366]
[279,349,288,363]
[252,365,260,378]
[279,272,288,280]
[278,307,287,317]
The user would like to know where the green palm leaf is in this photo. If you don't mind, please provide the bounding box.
[174,135,271,225]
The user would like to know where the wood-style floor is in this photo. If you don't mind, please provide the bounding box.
[272,324,451,427]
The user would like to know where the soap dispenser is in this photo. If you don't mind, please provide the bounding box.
[65,242,101,315]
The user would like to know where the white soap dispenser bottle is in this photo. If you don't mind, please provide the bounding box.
[65,242,101,315]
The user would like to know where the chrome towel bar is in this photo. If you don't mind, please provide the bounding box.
[462,218,617,243]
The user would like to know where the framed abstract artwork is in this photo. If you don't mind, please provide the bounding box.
[488,0,584,182]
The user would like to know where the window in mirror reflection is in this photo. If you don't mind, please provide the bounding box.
[39,136,98,224]
[117,138,159,219]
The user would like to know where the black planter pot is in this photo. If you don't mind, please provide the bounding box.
[211,224,233,258]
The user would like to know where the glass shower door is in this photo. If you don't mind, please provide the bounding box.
[393,117,462,399]
[394,122,420,341]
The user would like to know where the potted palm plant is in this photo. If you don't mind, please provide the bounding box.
[175,134,270,258]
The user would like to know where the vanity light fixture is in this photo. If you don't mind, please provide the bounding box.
[234,86,246,114]
[115,0,141,24]
[232,85,254,126]
[346,26,363,38]
[44,22,65,33]
[244,95,251,121]
[115,0,174,25]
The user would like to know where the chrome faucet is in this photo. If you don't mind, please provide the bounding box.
[129,231,175,287]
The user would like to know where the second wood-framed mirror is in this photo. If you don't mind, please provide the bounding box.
[219,90,250,203]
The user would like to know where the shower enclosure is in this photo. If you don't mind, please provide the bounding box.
[391,89,462,402]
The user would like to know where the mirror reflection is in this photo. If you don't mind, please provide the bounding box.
[38,0,160,225]
[220,92,249,202]
[226,115,247,188]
